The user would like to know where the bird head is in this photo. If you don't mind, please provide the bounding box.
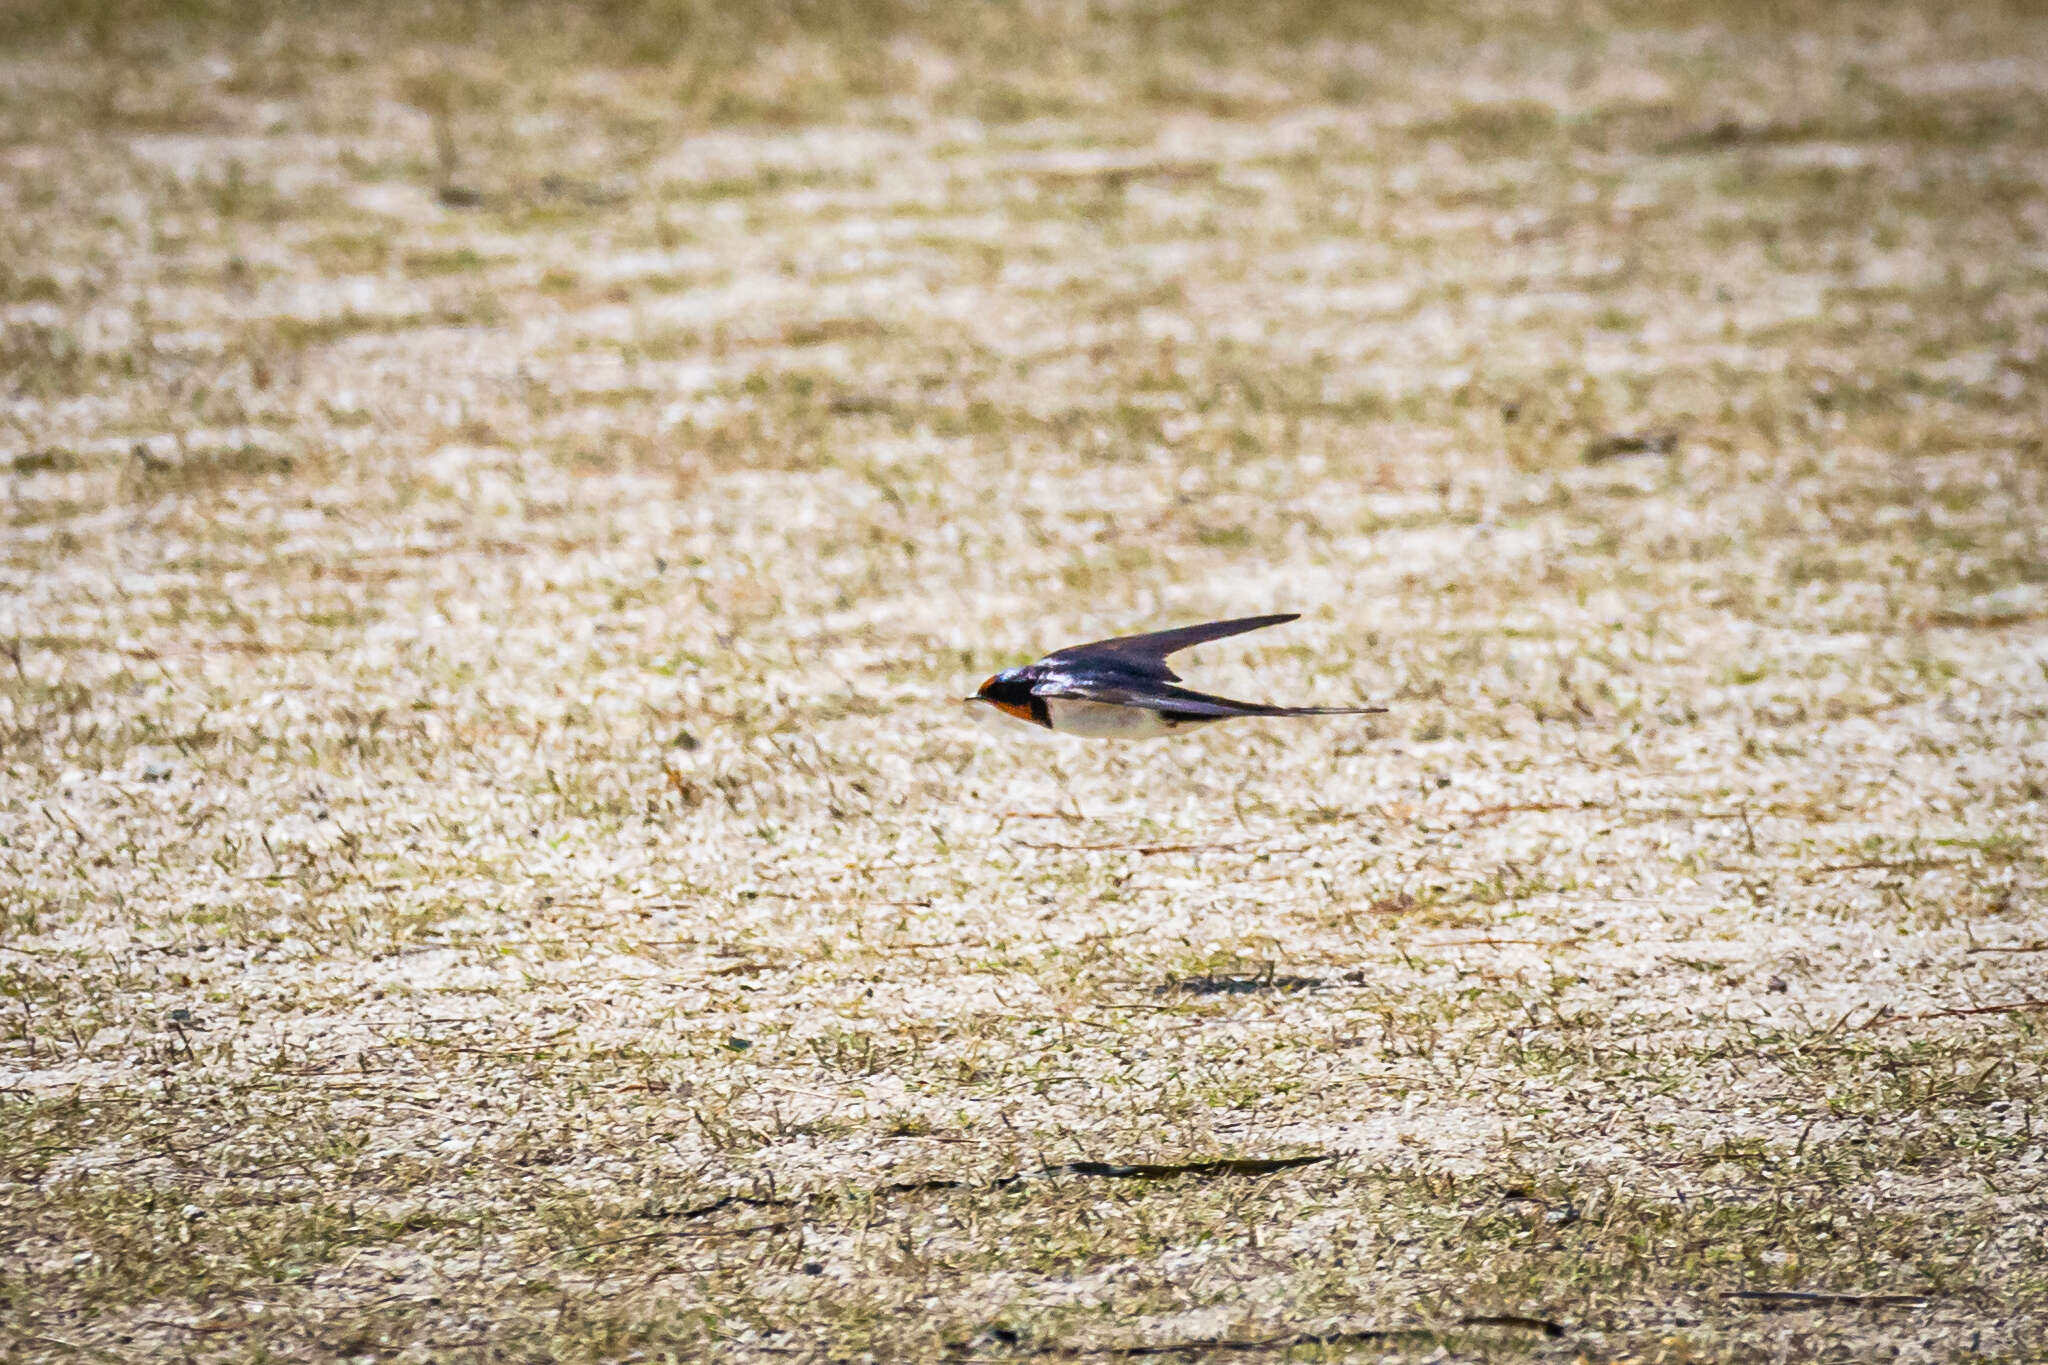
[968,669,1038,723]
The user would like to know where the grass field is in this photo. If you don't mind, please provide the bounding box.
[4,1,2047,1359]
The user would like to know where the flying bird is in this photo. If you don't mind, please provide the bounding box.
[968,613,1384,739]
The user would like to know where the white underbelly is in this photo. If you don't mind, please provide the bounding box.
[1043,697,1204,739]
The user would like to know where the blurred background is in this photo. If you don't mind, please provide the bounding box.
[4,1,2045,1360]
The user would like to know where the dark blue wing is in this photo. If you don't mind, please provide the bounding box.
[1040,613,1300,682]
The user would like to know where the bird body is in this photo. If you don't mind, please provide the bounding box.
[969,614,1382,739]
[1040,697,1196,739]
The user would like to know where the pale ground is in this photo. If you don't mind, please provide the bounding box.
[3,2,2047,1361]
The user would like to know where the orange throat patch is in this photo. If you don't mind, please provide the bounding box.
[989,698,1036,724]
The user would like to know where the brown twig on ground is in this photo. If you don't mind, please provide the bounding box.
[1014,841,1310,856]
[1158,973,1327,995]
[1453,801,1588,823]
[674,1153,1335,1220]
[996,1313,1564,1357]
[1725,1290,1932,1309]
[1806,858,1971,876]
[1584,430,1677,462]
[1856,1000,2048,1027]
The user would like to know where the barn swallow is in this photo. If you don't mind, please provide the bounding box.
[968,613,1384,739]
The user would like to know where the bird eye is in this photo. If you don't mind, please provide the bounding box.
[977,675,1000,696]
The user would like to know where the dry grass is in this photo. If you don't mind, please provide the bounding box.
[4,1,2047,1360]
